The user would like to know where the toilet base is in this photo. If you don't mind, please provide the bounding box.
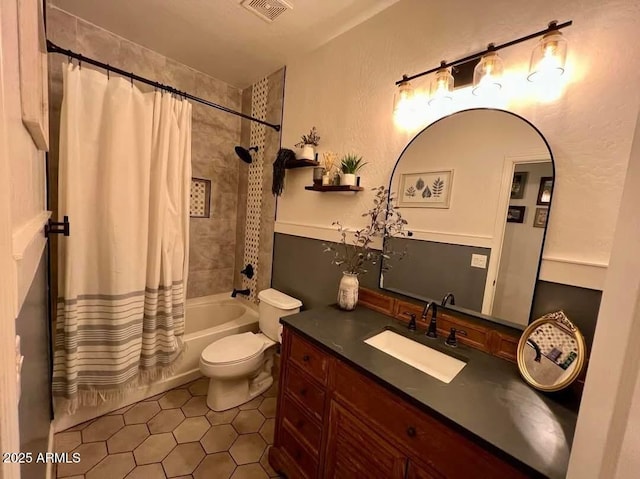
[205,372,273,411]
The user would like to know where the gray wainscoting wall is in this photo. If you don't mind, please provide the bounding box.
[382,237,491,312]
[531,281,602,350]
[16,253,51,479]
[272,233,602,348]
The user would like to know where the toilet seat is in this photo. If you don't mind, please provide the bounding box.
[201,332,266,366]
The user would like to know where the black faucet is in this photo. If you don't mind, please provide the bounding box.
[240,264,254,279]
[441,292,456,307]
[231,288,250,298]
[421,302,438,338]
[403,312,417,331]
[445,328,467,347]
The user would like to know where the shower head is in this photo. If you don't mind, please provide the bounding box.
[235,146,259,164]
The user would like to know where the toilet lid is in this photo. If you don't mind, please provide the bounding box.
[201,332,265,365]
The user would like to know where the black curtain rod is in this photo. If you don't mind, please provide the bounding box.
[46,40,281,132]
[395,20,573,85]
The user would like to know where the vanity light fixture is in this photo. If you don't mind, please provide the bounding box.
[527,23,567,83]
[393,75,422,127]
[472,46,504,96]
[393,20,572,109]
[393,75,416,114]
[429,62,454,105]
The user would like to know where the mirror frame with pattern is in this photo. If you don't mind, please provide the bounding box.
[517,311,586,392]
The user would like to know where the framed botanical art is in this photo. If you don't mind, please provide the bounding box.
[533,208,548,228]
[399,170,453,208]
[507,205,526,223]
[511,172,528,199]
[537,177,553,205]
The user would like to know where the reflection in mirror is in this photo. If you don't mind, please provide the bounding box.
[517,311,585,392]
[381,109,554,328]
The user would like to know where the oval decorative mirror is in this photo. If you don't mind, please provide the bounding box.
[517,311,586,392]
[381,108,554,329]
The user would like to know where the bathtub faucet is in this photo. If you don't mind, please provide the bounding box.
[232,288,250,298]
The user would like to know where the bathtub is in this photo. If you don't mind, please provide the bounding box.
[53,293,259,431]
[180,293,259,374]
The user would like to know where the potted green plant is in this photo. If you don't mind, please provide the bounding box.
[295,126,321,160]
[324,187,408,310]
[340,154,367,186]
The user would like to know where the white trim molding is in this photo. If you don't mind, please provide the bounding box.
[540,256,608,290]
[12,210,50,260]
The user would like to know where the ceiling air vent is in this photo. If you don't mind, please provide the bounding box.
[241,0,293,23]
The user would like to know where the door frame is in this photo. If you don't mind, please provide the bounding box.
[482,152,552,317]
[0,3,22,477]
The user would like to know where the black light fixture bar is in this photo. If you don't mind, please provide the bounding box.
[46,40,281,132]
[395,20,573,85]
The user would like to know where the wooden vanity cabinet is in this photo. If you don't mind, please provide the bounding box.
[270,327,531,479]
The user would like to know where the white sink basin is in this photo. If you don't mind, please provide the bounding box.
[364,330,466,383]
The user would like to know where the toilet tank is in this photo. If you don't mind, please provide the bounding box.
[258,289,302,342]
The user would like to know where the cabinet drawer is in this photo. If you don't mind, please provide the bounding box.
[289,333,329,385]
[281,394,322,454]
[280,420,318,479]
[333,361,529,478]
[285,362,326,421]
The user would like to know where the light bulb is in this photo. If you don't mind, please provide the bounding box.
[429,65,454,106]
[472,51,504,96]
[528,30,567,83]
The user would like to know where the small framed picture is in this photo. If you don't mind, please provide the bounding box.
[190,177,211,218]
[537,177,553,205]
[510,172,528,199]
[533,208,548,228]
[507,205,526,223]
[399,170,454,208]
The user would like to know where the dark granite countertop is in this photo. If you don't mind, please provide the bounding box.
[280,306,577,479]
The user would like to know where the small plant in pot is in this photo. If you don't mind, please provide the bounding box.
[295,126,320,161]
[340,154,367,186]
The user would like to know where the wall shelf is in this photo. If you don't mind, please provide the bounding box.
[285,159,319,169]
[305,185,364,192]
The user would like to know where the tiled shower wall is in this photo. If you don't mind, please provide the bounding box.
[234,69,285,300]
[46,6,242,301]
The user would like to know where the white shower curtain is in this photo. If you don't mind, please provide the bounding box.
[53,64,192,412]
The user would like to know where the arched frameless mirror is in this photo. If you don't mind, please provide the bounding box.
[381,109,554,329]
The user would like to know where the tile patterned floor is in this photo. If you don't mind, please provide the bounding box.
[54,378,281,479]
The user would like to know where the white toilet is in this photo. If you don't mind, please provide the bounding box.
[199,288,302,411]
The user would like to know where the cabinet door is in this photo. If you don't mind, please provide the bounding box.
[325,401,406,479]
[406,460,443,479]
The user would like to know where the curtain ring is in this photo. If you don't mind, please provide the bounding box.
[106,65,110,79]
[130,74,134,87]
[78,54,82,69]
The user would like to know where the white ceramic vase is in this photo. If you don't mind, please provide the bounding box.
[341,173,356,186]
[300,145,315,160]
[338,272,359,311]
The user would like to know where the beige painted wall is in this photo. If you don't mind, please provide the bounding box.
[46,7,243,300]
[277,0,640,291]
